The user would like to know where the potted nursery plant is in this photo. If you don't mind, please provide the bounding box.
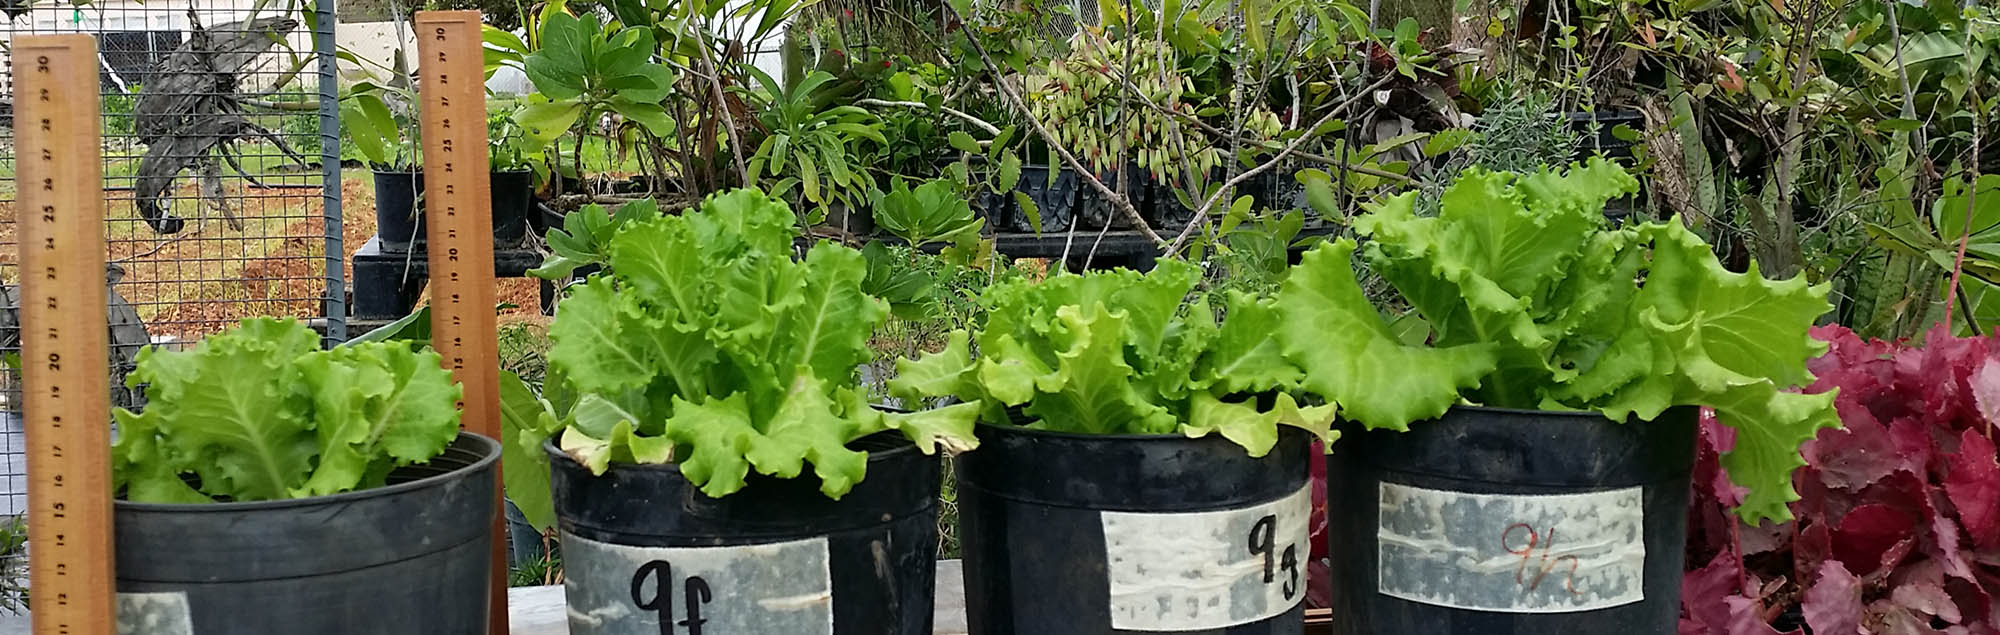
[488,105,537,247]
[892,259,1339,633]
[1287,159,1838,632]
[111,317,498,633]
[341,85,424,251]
[507,188,980,634]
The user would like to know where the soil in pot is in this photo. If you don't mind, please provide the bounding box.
[1324,406,1695,634]
[492,169,534,248]
[548,431,940,635]
[114,432,500,634]
[374,170,425,251]
[957,423,1314,634]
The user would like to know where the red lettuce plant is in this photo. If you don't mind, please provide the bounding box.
[1682,325,2000,634]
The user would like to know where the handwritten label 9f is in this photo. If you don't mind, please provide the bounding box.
[631,560,712,634]
[560,532,832,635]
[1101,485,1311,631]
[1376,483,1646,613]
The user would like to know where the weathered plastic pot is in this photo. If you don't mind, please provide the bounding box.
[373,169,424,251]
[114,431,500,635]
[996,164,1077,233]
[491,169,534,247]
[1325,406,1696,634]
[1074,164,1147,230]
[548,432,940,635]
[958,423,1314,634]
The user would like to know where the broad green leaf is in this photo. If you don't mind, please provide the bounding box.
[1199,291,1299,393]
[947,130,980,153]
[514,101,586,150]
[292,343,461,497]
[1280,240,1497,430]
[890,329,979,405]
[499,370,559,533]
[657,394,760,497]
[1019,305,1177,434]
[111,318,460,505]
[1183,392,1337,457]
[997,153,1023,192]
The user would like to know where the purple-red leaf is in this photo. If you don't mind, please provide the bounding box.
[1944,429,2000,552]
[1802,560,1863,635]
[1890,583,1963,625]
[1835,504,1918,576]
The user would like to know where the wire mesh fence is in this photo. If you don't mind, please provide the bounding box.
[0,0,342,611]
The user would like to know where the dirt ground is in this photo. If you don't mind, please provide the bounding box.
[0,174,544,341]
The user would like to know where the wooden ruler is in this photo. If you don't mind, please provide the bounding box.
[14,35,116,635]
[414,11,506,634]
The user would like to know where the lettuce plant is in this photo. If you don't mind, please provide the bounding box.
[891,259,1337,457]
[527,188,980,500]
[1281,159,1840,523]
[112,318,463,503]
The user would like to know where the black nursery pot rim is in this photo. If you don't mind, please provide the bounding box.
[973,419,1191,442]
[1444,403,1638,419]
[543,428,921,477]
[114,431,499,513]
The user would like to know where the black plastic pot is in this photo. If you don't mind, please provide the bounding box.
[1075,165,1146,230]
[825,203,876,237]
[373,169,425,251]
[1325,406,1696,634]
[549,431,940,634]
[491,169,534,248]
[996,164,1077,233]
[114,432,500,634]
[958,423,1314,634]
[1565,109,1646,160]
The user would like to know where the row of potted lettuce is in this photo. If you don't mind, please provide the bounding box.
[105,158,1837,634]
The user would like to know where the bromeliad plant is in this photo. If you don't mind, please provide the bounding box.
[112,318,463,503]
[515,188,980,499]
[1278,158,1840,523]
[891,259,1337,457]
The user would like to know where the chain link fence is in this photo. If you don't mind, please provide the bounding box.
[0,0,343,610]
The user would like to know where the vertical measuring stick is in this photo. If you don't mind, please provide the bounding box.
[15,35,116,635]
[415,11,506,634]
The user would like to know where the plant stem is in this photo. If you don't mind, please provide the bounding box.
[855,99,1001,135]
[695,24,751,186]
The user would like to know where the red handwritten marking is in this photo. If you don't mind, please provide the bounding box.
[1500,523,1584,597]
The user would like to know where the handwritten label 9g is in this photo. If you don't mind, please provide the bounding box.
[1375,483,1646,613]
[561,532,833,635]
[1101,485,1311,631]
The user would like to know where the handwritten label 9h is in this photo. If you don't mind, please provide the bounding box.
[1376,483,1646,613]
[1101,485,1311,631]
[561,532,833,635]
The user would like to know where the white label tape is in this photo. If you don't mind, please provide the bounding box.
[117,592,193,635]
[1376,482,1646,613]
[1102,485,1311,631]
[561,531,834,635]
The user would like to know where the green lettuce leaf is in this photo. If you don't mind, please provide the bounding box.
[894,257,1332,455]
[541,188,979,499]
[111,318,463,504]
[1279,239,1497,430]
[1322,159,1836,524]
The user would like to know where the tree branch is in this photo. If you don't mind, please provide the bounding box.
[855,99,1001,136]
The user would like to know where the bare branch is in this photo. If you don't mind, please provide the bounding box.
[855,99,1002,136]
